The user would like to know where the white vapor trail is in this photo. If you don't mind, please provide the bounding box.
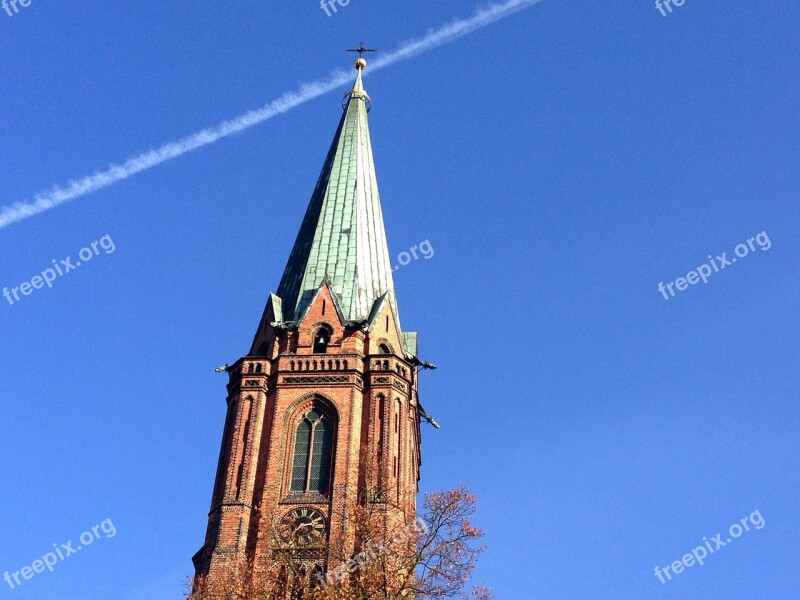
[0,0,543,230]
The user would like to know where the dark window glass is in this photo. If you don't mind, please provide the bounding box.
[290,408,334,494]
[290,420,311,492]
[309,418,333,493]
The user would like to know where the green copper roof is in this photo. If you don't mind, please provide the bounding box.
[276,68,397,323]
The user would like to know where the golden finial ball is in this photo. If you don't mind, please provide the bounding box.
[354,57,368,70]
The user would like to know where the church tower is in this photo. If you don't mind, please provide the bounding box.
[193,57,425,589]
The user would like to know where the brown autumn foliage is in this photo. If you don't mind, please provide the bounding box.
[186,485,494,600]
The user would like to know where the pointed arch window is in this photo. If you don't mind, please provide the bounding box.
[313,329,330,354]
[290,408,334,494]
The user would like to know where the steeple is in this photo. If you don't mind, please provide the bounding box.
[275,58,396,324]
[194,53,424,592]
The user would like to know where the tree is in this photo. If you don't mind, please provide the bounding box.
[187,485,494,600]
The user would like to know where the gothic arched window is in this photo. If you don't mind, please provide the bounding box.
[313,329,330,354]
[290,408,334,494]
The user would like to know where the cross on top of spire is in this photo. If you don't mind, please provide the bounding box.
[347,42,376,57]
[347,42,376,70]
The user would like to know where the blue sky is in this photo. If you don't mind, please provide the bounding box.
[1,1,798,598]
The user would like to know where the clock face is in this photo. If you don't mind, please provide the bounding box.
[278,508,326,546]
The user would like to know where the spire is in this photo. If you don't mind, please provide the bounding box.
[275,58,397,324]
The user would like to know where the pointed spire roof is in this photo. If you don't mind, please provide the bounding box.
[276,60,397,324]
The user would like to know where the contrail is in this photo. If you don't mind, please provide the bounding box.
[0,0,543,229]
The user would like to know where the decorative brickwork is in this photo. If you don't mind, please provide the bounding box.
[193,284,422,588]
